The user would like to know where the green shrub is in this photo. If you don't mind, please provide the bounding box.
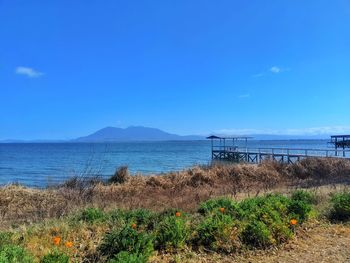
[194,214,240,252]
[253,206,292,244]
[291,190,316,204]
[155,214,190,250]
[239,194,290,220]
[109,208,158,231]
[124,209,156,230]
[78,207,106,223]
[108,209,127,227]
[156,208,183,218]
[239,193,312,223]
[40,250,69,263]
[99,225,154,261]
[238,197,262,217]
[238,194,294,245]
[0,245,34,263]
[329,192,350,221]
[287,200,311,222]
[241,220,274,248]
[0,232,14,248]
[264,194,291,214]
[198,197,243,219]
[270,220,293,243]
[109,251,148,263]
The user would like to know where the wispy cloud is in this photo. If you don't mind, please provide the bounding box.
[282,126,350,136]
[15,66,44,78]
[238,94,250,99]
[215,128,277,136]
[252,73,264,78]
[214,126,350,136]
[270,66,281,73]
[252,66,289,78]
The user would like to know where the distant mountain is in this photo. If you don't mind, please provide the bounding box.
[74,126,205,142]
[0,127,335,143]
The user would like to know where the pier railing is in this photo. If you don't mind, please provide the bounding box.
[212,146,350,159]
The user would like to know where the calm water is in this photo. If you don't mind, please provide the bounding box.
[0,140,332,187]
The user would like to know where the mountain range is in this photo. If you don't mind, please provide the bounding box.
[1,126,333,143]
[74,126,204,142]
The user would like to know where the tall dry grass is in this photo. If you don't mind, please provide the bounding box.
[1,158,350,228]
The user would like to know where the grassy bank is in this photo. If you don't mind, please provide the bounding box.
[1,158,350,262]
[1,158,350,227]
[1,189,350,262]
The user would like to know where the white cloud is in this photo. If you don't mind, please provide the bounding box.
[270,66,281,73]
[15,66,44,78]
[214,126,350,136]
[252,66,289,78]
[238,94,250,99]
[215,128,276,136]
[283,126,350,136]
[252,73,264,78]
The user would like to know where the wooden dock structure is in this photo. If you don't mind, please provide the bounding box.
[207,136,350,164]
[329,135,350,157]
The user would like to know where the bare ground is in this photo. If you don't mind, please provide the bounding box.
[236,222,350,263]
[152,222,350,263]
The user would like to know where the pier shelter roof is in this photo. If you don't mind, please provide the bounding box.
[206,136,253,140]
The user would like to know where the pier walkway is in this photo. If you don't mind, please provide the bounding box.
[207,136,350,164]
[211,146,350,164]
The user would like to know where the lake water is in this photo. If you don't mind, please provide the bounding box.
[0,140,334,187]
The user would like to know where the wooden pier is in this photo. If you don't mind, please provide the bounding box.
[329,135,350,157]
[207,136,350,164]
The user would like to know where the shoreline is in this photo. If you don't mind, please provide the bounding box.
[1,158,350,262]
[1,139,342,188]
[1,158,350,226]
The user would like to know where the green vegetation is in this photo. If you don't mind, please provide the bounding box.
[0,232,14,248]
[196,194,301,249]
[198,197,243,218]
[154,213,190,250]
[0,245,34,263]
[3,189,348,262]
[109,251,147,263]
[241,220,274,248]
[291,189,317,204]
[99,225,154,262]
[0,232,33,263]
[78,207,107,223]
[194,213,240,252]
[329,192,350,221]
[123,209,156,229]
[40,251,69,263]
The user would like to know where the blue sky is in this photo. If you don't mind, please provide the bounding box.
[1,0,350,140]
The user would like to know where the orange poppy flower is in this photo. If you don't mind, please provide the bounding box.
[53,236,61,246]
[65,241,73,248]
[219,207,225,213]
[131,223,137,229]
[175,211,181,217]
[290,219,297,225]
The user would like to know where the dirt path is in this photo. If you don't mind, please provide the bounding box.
[153,222,350,263]
[237,222,350,263]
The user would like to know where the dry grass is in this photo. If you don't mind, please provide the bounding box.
[1,158,350,228]
[1,158,350,263]
[151,220,350,263]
